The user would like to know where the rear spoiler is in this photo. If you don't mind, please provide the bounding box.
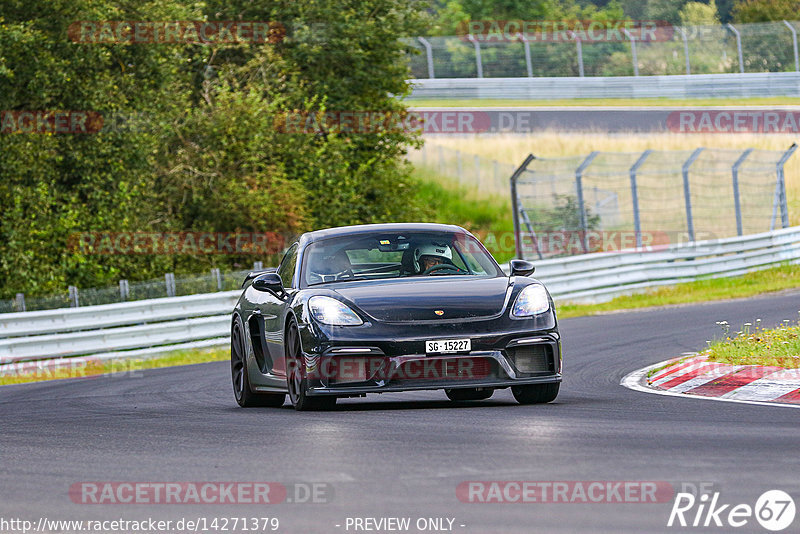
[241,267,277,288]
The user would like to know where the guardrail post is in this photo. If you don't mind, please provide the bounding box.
[15,293,25,312]
[119,279,129,301]
[629,149,652,249]
[682,148,704,242]
[727,23,744,73]
[731,148,753,236]
[165,273,176,297]
[516,33,533,77]
[622,28,639,76]
[775,143,797,229]
[677,27,691,74]
[417,37,435,79]
[783,21,800,72]
[575,151,599,253]
[211,268,222,291]
[467,34,483,78]
[68,285,80,308]
[510,154,537,259]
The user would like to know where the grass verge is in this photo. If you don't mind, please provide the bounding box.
[407,97,800,108]
[0,346,228,386]
[557,263,800,319]
[704,319,800,368]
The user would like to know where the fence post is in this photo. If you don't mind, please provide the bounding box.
[165,273,176,297]
[727,23,744,73]
[15,293,25,312]
[575,151,599,253]
[629,150,652,249]
[467,34,483,78]
[775,143,797,229]
[677,26,691,75]
[510,154,537,260]
[622,28,639,76]
[119,279,129,301]
[682,148,704,242]
[68,285,80,308]
[253,261,263,270]
[573,34,585,77]
[731,148,753,236]
[211,268,222,291]
[417,37,435,79]
[516,33,533,77]
[783,21,800,73]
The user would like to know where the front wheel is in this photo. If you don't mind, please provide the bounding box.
[511,383,560,405]
[231,315,285,408]
[285,319,336,411]
[445,388,494,401]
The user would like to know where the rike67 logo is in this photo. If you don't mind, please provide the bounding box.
[668,489,796,531]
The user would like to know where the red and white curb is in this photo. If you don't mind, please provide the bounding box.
[621,354,800,409]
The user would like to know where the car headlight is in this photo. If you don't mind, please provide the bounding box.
[511,284,550,317]
[308,296,363,326]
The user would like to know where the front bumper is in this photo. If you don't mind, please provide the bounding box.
[300,333,562,396]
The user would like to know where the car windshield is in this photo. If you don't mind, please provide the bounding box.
[302,231,503,286]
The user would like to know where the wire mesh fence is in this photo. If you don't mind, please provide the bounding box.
[407,21,800,79]
[0,267,260,314]
[509,145,797,259]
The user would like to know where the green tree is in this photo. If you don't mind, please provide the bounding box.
[732,0,800,22]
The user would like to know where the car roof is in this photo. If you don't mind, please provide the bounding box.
[299,223,469,245]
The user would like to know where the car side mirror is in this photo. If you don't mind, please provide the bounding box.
[252,272,284,294]
[510,259,535,277]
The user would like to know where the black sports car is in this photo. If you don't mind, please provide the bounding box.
[231,223,561,410]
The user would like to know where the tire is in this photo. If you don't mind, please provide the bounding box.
[285,319,336,412]
[511,383,560,405]
[445,388,494,401]
[231,315,285,408]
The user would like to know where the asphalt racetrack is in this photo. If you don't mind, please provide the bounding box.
[2,291,799,533]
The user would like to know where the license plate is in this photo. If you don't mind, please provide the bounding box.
[426,339,471,354]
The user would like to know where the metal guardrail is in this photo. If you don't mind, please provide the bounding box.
[0,227,798,368]
[0,291,241,339]
[533,226,800,301]
[408,72,800,100]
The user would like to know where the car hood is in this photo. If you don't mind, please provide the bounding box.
[332,276,511,322]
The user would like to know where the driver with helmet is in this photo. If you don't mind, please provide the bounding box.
[413,241,453,274]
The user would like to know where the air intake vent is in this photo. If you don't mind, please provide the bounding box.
[509,345,552,374]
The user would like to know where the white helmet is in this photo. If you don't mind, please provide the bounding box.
[413,241,452,272]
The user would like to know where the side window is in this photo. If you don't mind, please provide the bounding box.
[277,244,298,288]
